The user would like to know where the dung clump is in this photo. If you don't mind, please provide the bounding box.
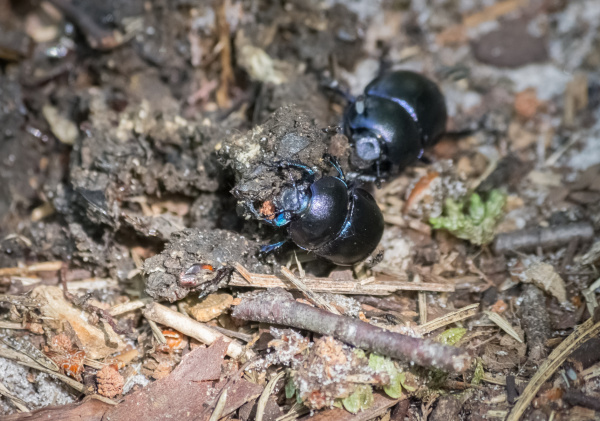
[143,228,271,302]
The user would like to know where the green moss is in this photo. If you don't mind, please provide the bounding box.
[429,190,506,245]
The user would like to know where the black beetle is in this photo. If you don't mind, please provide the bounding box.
[344,70,447,177]
[243,156,384,266]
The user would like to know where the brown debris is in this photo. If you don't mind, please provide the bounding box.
[96,365,124,398]
[293,336,388,409]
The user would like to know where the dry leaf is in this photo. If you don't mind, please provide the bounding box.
[521,262,567,305]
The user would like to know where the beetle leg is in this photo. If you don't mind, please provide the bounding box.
[196,266,234,299]
[323,153,346,181]
[260,240,288,255]
[418,150,432,165]
[268,160,316,181]
[320,77,355,102]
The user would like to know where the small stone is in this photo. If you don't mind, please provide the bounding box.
[42,104,78,145]
[472,20,548,68]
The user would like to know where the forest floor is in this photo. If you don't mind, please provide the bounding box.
[1,0,600,420]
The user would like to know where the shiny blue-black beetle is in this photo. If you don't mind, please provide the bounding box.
[344,70,447,177]
[247,156,384,266]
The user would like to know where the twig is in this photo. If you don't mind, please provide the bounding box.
[545,136,580,167]
[563,389,600,411]
[353,296,407,312]
[256,371,286,421]
[0,261,63,276]
[520,285,551,360]
[0,322,24,330]
[582,277,600,319]
[108,299,148,316]
[148,319,167,344]
[506,317,600,421]
[415,304,479,336]
[231,264,453,295]
[280,267,341,315]
[415,275,428,324]
[47,0,123,50]
[208,388,228,421]
[493,222,594,254]
[232,289,473,372]
[506,375,518,404]
[277,402,309,421]
[143,302,253,360]
[209,325,254,343]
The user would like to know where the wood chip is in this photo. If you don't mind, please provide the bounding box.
[185,293,235,322]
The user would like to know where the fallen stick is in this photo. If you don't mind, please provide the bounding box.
[143,302,253,360]
[506,317,600,421]
[229,269,454,295]
[493,222,594,254]
[232,289,473,373]
[0,261,63,276]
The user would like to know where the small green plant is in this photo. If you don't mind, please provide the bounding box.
[429,190,506,245]
[436,327,467,346]
[340,384,374,414]
[471,359,484,385]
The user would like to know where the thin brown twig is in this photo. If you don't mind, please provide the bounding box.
[231,264,453,295]
[233,289,473,372]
